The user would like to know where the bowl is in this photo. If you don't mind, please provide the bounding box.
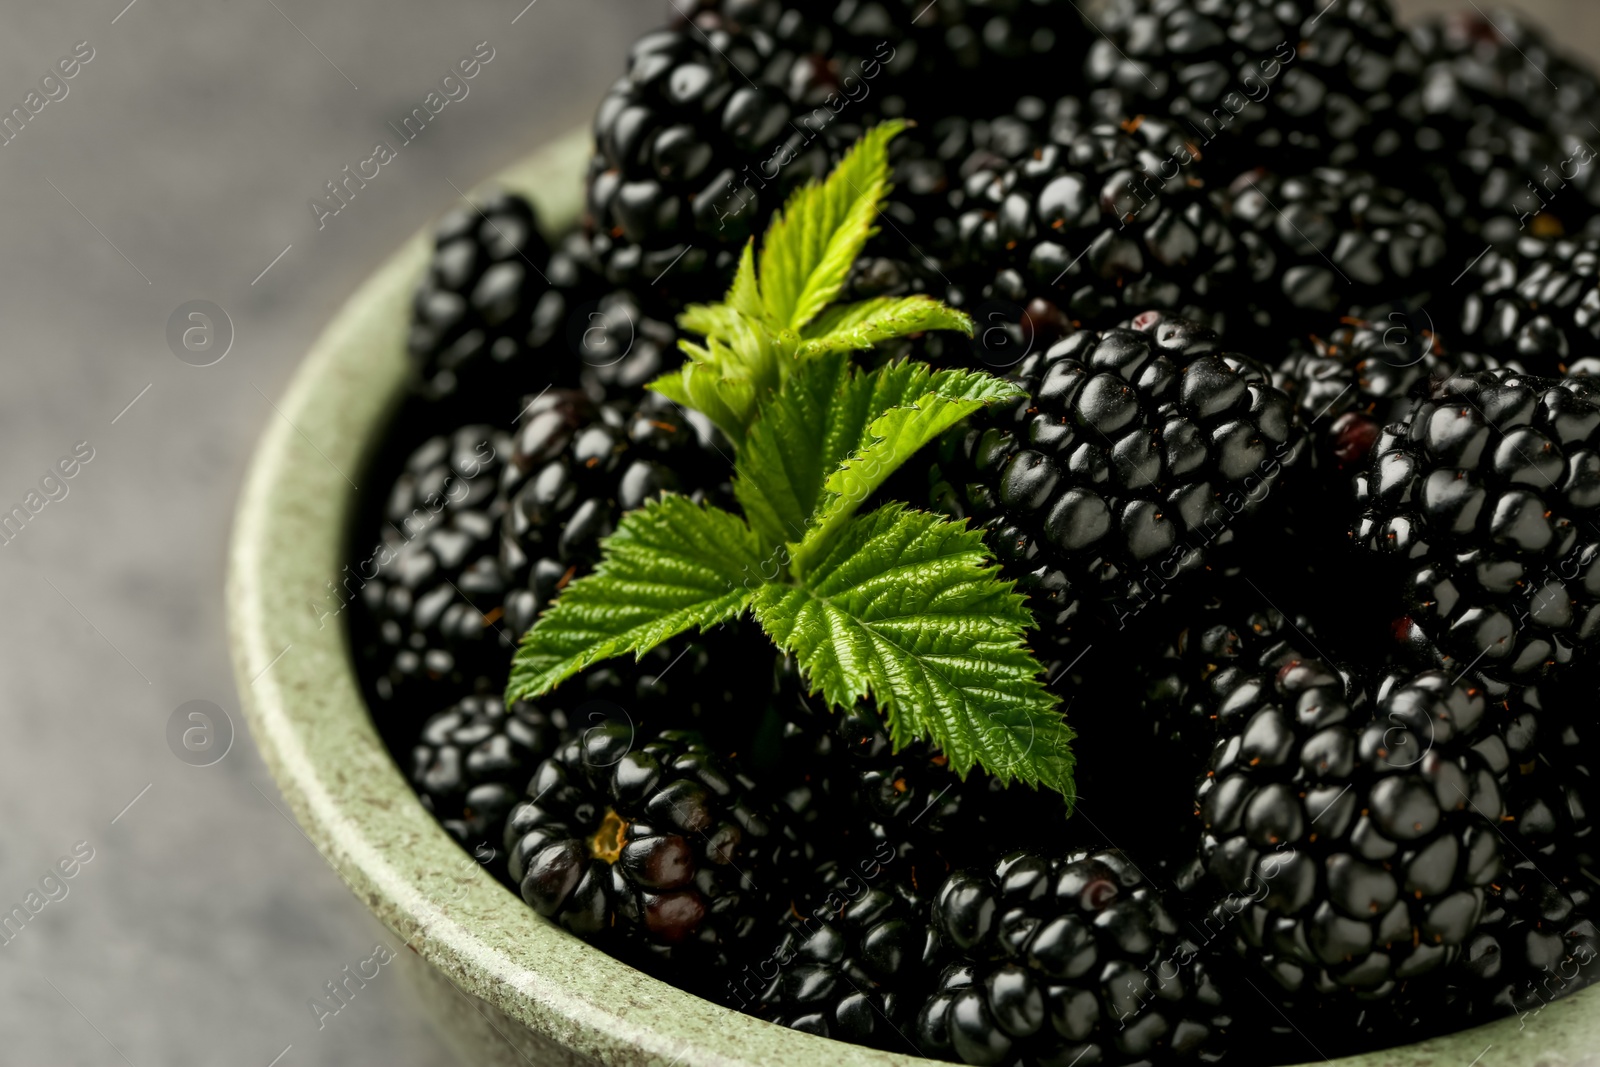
[226,128,1600,1067]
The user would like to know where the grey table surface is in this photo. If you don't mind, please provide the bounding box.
[0,1,1593,1064]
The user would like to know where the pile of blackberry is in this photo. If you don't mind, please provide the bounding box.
[347,2,1600,1064]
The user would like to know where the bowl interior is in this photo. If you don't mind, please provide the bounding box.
[226,128,1600,1067]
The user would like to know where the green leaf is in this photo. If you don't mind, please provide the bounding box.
[727,240,763,322]
[676,302,747,346]
[734,352,855,549]
[788,365,1024,571]
[734,356,1009,552]
[758,120,905,331]
[799,296,974,357]
[820,370,1022,519]
[505,496,761,701]
[649,360,754,449]
[752,504,1074,799]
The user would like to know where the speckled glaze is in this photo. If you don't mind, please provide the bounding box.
[226,128,1600,1067]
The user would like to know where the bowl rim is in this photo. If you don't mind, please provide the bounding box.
[225,127,1600,1067]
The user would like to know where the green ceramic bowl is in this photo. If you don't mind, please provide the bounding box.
[226,129,1600,1067]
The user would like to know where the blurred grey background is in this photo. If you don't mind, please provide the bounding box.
[0,1,1591,1064]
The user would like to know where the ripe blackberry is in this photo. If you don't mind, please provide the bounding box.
[1143,601,1310,753]
[746,855,943,1048]
[917,849,1230,1065]
[930,313,1301,651]
[407,190,553,402]
[904,0,1090,112]
[1403,13,1600,243]
[1469,672,1598,871]
[1218,167,1451,347]
[935,122,1241,350]
[1275,317,1452,473]
[1460,859,1600,1018]
[1352,370,1600,680]
[755,659,1083,876]
[410,635,771,876]
[585,1,906,295]
[357,424,512,714]
[1407,9,1600,132]
[410,695,567,879]
[830,700,1079,867]
[504,724,794,989]
[852,98,1057,296]
[1197,663,1505,1000]
[498,387,732,639]
[1454,236,1600,378]
[1084,0,1416,176]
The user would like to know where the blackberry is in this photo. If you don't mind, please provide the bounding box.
[406,190,554,402]
[747,856,943,1048]
[757,663,1081,877]
[1218,167,1451,347]
[410,635,772,879]
[1455,236,1600,378]
[1143,601,1310,753]
[1406,9,1600,132]
[851,98,1059,300]
[498,387,731,639]
[917,849,1230,1065]
[357,424,512,714]
[1352,370,1600,681]
[1274,317,1453,473]
[1460,859,1600,1018]
[1403,13,1600,243]
[829,700,1078,869]
[585,2,907,295]
[1471,672,1598,871]
[935,122,1241,350]
[554,283,686,399]
[410,695,567,879]
[1084,0,1416,176]
[931,313,1302,652]
[1196,663,1505,1000]
[904,0,1090,112]
[504,724,793,989]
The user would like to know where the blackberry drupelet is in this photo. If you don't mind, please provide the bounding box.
[406,190,553,402]
[748,855,943,1047]
[1454,236,1600,377]
[917,849,1231,1065]
[498,387,732,639]
[1275,317,1453,473]
[585,1,908,295]
[1218,167,1451,347]
[504,724,794,988]
[357,424,512,714]
[410,695,568,878]
[1197,663,1505,1000]
[931,313,1301,651]
[1353,369,1600,680]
